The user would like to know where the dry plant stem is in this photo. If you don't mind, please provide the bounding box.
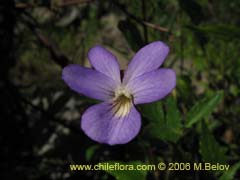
[112,0,169,33]
[22,12,70,68]
[34,30,70,68]
[15,0,94,9]
[142,21,169,33]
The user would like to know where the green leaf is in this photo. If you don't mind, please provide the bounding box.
[165,96,182,129]
[118,19,144,51]
[143,97,182,142]
[86,145,99,161]
[140,101,164,123]
[185,91,224,128]
[103,161,147,180]
[219,162,240,180]
[199,121,227,164]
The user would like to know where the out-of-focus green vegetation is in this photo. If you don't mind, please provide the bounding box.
[1,0,240,179]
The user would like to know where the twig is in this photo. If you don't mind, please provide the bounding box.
[15,0,94,9]
[142,21,169,33]
[22,12,70,68]
[112,0,169,33]
[34,30,70,68]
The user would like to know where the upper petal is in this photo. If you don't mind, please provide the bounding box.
[123,41,169,84]
[88,46,121,83]
[126,69,176,104]
[62,64,118,101]
[81,102,141,145]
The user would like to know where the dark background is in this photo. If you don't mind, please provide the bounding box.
[1,0,240,179]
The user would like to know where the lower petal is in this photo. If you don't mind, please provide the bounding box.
[81,102,141,145]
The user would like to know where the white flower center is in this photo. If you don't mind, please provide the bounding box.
[112,87,132,117]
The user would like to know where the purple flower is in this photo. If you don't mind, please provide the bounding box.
[62,41,176,145]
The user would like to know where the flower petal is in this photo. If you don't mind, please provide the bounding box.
[123,41,169,84]
[62,64,118,101]
[81,102,141,145]
[88,46,121,83]
[126,69,176,104]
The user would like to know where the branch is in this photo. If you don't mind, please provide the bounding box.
[34,29,70,68]
[22,12,70,68]
[112,0,169,33]
[142,21,169,33]
[15,0,94,9]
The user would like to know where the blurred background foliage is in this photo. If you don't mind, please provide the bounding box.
[1,0,240,179]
